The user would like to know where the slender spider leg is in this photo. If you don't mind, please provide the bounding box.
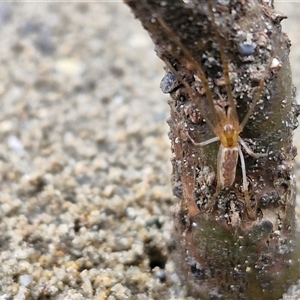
[206,0,238,121]
[161,56,215,132]
[238,145,256,220]
[240,43,282,129]
[238,137,268,158]
[153,14,219,124]
[186,133,219,147]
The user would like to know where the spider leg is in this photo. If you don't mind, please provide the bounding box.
[186,131,219,147]
[238,145,256,220]
[239,137,267,158]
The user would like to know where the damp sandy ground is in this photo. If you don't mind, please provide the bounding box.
[0,2,299,300]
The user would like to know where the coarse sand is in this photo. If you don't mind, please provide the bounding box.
[0,2,299,300]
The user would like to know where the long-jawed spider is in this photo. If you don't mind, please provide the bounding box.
[154,0,281,219]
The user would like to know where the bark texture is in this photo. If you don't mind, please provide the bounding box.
[124,0,300,298]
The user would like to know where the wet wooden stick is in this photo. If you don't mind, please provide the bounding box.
[124,0,300,298]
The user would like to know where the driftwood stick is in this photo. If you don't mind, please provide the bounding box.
[124,0,300,298]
